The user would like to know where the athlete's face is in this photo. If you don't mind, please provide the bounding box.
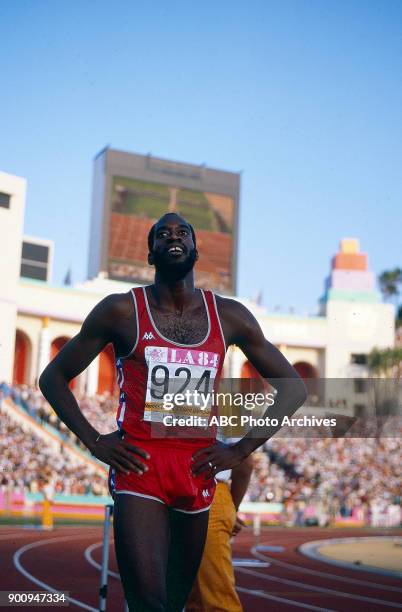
[149,216,198,281]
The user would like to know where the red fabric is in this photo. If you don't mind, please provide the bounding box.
[113,436,216,512]
[115,286,226,448]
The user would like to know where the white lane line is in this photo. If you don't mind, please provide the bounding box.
[299,537,402,580]
[13,535,98,611]
[85,540,335,612]
[86,535,400,610]
[236,585,335,611]
[251,543,402,593]
[236,566,402,609]
[84,542,120,579]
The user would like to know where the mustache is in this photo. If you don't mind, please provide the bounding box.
[152,247,197,280]
[164,242,187,253]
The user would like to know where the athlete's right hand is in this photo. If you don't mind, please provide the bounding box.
[89,431,150,475]
[232,515,246,536]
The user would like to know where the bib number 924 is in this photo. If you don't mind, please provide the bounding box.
[150,365,212,400]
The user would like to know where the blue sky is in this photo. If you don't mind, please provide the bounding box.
[1,0,401,313]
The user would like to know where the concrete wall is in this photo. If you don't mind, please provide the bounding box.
[11,277,395,388]
[259,314,328,350]
[17,281,97,324]
[0,172,26,382]
[15,314,41,385]
[325,299,395,377]
[282,346,325,376]
[87,152,106,280]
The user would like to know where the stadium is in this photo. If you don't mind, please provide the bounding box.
[1,147,401,610]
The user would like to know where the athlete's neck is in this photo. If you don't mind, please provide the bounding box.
[150,273,197,314]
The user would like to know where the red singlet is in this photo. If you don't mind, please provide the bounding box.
[109,286,227,513]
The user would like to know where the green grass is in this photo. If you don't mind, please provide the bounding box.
[112,176,171,218]
[112,176,170,196]
[118,194,169,218]
[177,188,209,206]
[110,176,232,234]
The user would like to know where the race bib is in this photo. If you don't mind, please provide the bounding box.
[144,346,220,423]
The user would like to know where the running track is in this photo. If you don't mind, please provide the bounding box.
[1,526,401,611]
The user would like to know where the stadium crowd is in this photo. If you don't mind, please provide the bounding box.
[0,411,108,496]
[1,383,401,526]
[0,382,115,496]
[1,383,116,449]
[246,435,401,526]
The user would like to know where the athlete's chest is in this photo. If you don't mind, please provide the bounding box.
[150,305,208,344]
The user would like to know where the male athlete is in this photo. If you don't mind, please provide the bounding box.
[39,212,306,611]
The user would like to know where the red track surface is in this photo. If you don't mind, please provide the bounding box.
[1,526,401,611]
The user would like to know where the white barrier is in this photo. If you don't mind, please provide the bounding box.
[99,504,113,611]
[238,501,283,535]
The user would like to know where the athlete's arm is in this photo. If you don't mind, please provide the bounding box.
[230,454,254,511]
[230,454,254,536]
[192,298,307,475]
[39,293,150,475]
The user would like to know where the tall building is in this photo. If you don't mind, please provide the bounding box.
[322,238,379,303]
[88,148,240,295]
[0,171,27,382]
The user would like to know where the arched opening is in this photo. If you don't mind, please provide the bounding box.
[240,360,271,394]
[293,361,317,380]
[98,343,118,396]
[241,360,261,380]
[50,336,70,360]
[293,361,319,401]
[13,330,31,385]
[51,336,76,390]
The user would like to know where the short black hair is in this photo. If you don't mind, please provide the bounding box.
[148,221,196,252]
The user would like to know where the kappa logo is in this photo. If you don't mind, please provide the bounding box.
[142,331,155,341]
[202,489,210,499]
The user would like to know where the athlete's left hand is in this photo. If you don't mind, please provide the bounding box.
[191,441,244,478]
[232,515,246,536]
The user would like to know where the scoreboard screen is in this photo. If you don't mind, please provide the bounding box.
[107,175,235,293]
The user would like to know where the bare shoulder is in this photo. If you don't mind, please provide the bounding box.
[105,291,134,318]
[214,294,262,346]
[82,291,134,336]
[214,295,252,319]
[80,290,136,357]
[91,291,133,321]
